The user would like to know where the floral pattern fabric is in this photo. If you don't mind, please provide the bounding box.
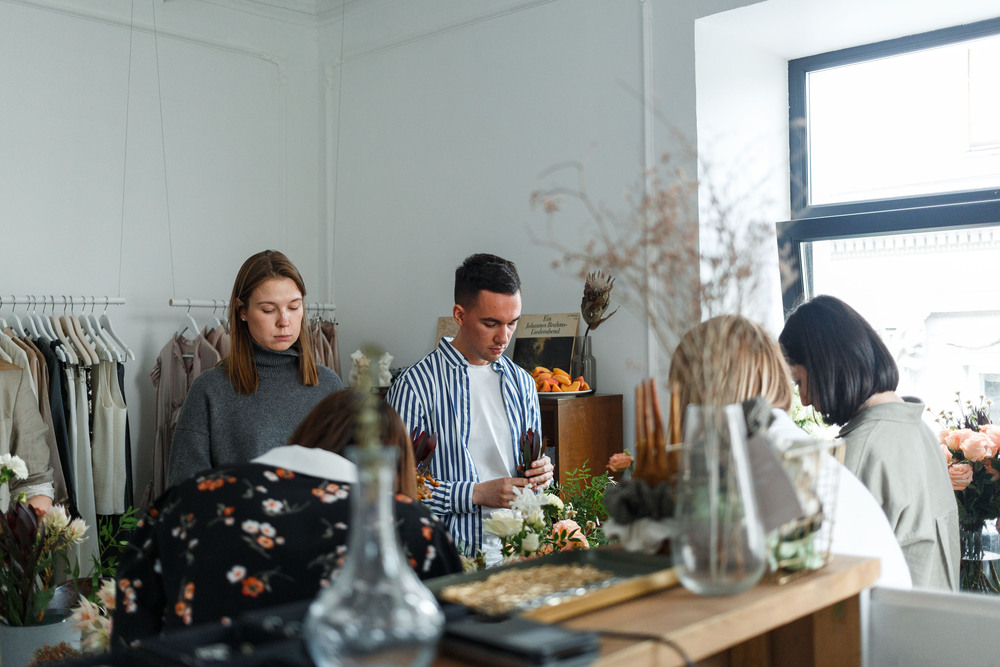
[113,462,461,645]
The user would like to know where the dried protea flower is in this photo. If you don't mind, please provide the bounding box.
[581,271,619,333]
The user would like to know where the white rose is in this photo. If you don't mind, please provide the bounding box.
[523,507,545,532]
[0,454,28,480]
[483,510,523,537]
[521,532,541,554]
[542,493,564,511]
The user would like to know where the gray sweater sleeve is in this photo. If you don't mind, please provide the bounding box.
[167,377,214,487]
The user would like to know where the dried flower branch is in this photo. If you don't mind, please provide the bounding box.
[581,271,619,334]
[531,150,782,362]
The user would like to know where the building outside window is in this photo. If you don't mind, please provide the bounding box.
[779,17,1000,416]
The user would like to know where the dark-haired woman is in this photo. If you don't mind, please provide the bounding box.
[114,389,461,644]
[779,294,958,590]
[167,250,343,487]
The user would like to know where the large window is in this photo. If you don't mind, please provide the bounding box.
[788,17,1000,218]
[779,17,1000,414]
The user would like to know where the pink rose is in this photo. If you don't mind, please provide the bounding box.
[981,425,1000,455]
[606,452,634,473]
[960,432,994,462]
[985,460,1000,483]
[551,519,589,551]
[941,444,953,464]
[941,428,973,451]
[949,463,974,491]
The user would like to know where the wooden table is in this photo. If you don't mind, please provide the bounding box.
[436,555,879,666]
[539,393,623,487]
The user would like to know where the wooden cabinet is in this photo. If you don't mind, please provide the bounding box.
[539,393,623,487]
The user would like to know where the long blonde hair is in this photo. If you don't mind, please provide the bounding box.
[668,315,793,432]
[225,249,319,394]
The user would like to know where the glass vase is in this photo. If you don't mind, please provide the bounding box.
[305,446,444,666]
[673,403,766,595]
[569,335,596,392]
[959,517,1000,594]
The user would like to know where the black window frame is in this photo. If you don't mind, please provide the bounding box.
[780,16,1000,312]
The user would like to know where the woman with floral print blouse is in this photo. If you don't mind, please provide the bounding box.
[113,390,462,644]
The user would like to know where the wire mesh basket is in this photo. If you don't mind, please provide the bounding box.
[767,438,844,584]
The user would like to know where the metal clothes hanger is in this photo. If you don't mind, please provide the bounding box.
[99,298,135,362]
[7,296,27,338]
[80,297,118,363]
[48,297,77,365]
[176,304,200,340]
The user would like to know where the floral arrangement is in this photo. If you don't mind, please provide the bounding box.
[556,465,613,547]
[2,454,86,626]
[935,393,1000,522]
[934,393,1000,592]
[483,487,588,561]
[0,499,88,626]
[68,578,115,653]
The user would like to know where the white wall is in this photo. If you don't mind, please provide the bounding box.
[323,0,759,458]
[0,0,322,500]
[5,0,997,504]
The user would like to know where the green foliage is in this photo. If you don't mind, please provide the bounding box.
[553,461,615,547]
[80,506,140,603]
[95,506,139,576]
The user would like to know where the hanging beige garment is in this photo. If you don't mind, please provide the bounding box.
[9,334,42,402]
[0,330,37,398]
[310,321,334,369]
[205,325,231,359]
[318,320,341,376]
[0,362,55,510]
[92,359,127,515]
[145,334,221,507]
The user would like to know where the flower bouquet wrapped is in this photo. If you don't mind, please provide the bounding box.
[483,487,588,561]
[935,393,1000,593]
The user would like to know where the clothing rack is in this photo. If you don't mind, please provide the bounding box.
[168,298,335,313]
[3,295,127,308]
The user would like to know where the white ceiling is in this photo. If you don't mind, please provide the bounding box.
[699,0,1000,60]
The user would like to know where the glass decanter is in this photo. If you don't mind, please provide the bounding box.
[305,445,444,666]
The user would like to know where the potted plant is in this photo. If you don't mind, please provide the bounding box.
[0,454,88,664]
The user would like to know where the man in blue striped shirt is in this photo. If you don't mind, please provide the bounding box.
[387,253,553,563]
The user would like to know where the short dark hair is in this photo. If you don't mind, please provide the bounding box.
[454,253,521,307]
[778,294,898,426]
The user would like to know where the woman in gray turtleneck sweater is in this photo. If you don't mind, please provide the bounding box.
[167,250,343,487]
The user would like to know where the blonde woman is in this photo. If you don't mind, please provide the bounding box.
[668,314,911,589]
